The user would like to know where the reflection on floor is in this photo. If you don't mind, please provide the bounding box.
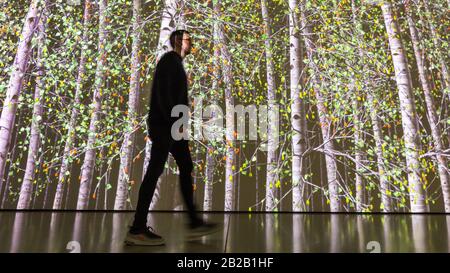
[0,212,449,253]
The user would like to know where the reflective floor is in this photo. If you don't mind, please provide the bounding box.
[0,212,449,253]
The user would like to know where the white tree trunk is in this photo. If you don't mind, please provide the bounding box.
[368,91,392,211]
[214,0,235,212]
[203,3,221,211]
[114,0,142,210]
[53,0,93,210]
[350,0,366,212]
[76,0,109,210]
[289,0,308,212]
[406,5,450,212]
[261,0,279,212]
[0,0,41,195]
[203,148,215,211]
[381,1,426,212]
[352,1,392,210]
[156,0,178,61]
[300,0,341,212]
[17,4,48,210]
[351,84,365,212]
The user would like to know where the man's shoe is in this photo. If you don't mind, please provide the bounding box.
[187,219,223,239]
[125,226,165,246]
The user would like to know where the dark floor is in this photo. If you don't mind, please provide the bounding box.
[0,211,449,253]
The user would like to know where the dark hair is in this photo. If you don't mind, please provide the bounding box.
[169,29,190,48]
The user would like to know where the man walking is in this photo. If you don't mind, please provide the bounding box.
[125,30,221,246]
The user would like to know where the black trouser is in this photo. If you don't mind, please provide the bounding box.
[132,125,198,229]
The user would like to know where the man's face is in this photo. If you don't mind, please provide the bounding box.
[182,33,192,55]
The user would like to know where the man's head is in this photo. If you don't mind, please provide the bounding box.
[170,29,191,58]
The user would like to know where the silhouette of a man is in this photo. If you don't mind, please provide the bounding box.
[125,30,220,246]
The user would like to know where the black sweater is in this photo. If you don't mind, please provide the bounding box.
[147,51,189,131]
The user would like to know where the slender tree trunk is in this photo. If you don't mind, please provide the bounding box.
[29,129,48,210]
[307,143,313,211]
[350,1,366,213]
[94,148,105,210]
[213,0,235,212]
[76,0,109,210]
[1,83,27,208]
[203,146,214,211]
[352,1,392,210]
[0,0,41,195]
[352,88,365,212]
[192,144,199,202]
[203,7,221,210]
[235,142,241,210]
[405,4,450,212]
[16,3,47,210]
[104,161,111,209]
[289,0,308,212]
[43,133,62,209]
[381,1,426,212]
[300,0,341,212]
[261,0,279,212]
[156,0,178,61]
[203,34,219,211]
[53,0,93,210]
[369,92,392,211]
[114,0,142,210]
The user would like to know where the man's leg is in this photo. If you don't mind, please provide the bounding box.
[169,139,199,224]
[170,140,222,238]
[132,129,171,230]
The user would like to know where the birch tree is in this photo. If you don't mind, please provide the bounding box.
[288,0,308,212]
[350,0,366,212]
[53,0,93,210]
[114,0,142,210]
[261,0,279,212]
[17,3,48,210]
[76,0,109,210]
[0,0,41,196]
[381,0,426,212]
[203,1,222,211]
[215,0,235,212]
[405,1,450,212]
[351,1,392,211]
[300,0,341,212]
